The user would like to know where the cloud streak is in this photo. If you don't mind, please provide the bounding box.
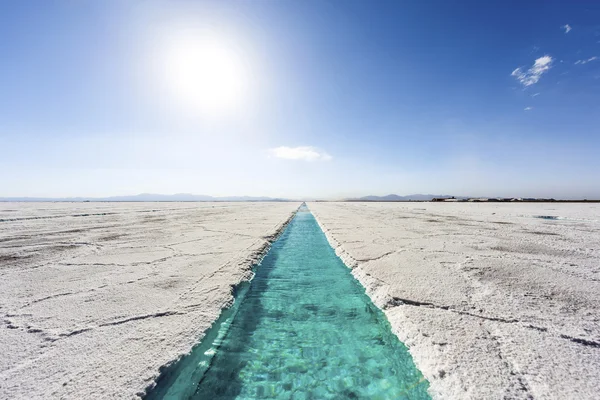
[268,146,332,161]
[511,55,553,87]
[575,56,598,65]
[562,24,572,34]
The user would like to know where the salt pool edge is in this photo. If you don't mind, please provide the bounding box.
[141,205,301,398]
[308,205,437,399]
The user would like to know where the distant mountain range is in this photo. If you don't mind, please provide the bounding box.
[0,193,289,202]
[347,194,462,201]
[2,193,591,203]
[0,193,466,202]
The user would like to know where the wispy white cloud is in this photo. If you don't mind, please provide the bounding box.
[511,55,553,87]
[268,146,332,161]
[531,93,540,97]
[575,56,598,65]
[562,24,572,34]
[524,106,533,111]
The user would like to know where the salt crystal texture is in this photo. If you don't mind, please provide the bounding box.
[309,202,600,399]
[0,202,299,399]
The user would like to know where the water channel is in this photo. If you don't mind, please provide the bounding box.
[146,206,430,399]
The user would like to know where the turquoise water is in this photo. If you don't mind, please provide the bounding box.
[145,206,430,399]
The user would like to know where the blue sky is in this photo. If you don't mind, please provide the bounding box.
[1,0,599,199]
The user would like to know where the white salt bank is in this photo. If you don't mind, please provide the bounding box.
[309,202,600,399]
[0,202,299,399]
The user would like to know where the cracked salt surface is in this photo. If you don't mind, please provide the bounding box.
[3,201,600,399]
[0,202,300,399]
[310,202,600,399]
[145,206,429,399]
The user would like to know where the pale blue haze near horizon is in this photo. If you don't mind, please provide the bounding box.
[1,0,599,199]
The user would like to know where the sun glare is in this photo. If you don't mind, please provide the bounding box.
[159,29,248,117]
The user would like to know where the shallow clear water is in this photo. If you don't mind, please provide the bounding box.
[146,207,430,399]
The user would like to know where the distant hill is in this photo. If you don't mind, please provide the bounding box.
[348,194,458,201]
[0,193,290,202]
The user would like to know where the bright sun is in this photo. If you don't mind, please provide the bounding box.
[160,29,248,117]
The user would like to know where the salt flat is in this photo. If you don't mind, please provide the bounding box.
[0,202,299,399]
[309,202,600,400]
